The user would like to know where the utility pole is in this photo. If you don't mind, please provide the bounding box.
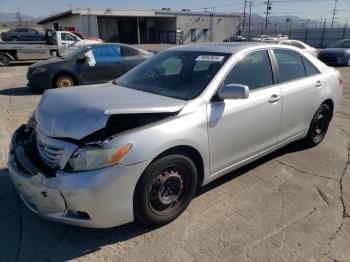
[342,18,348,39]
[248,1,253,40]
[264,0,272,30]
[331,0,338,28]
[15,8,22,27]
[304,19,309,43]
[243,0,247,30]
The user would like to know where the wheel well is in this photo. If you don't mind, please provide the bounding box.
[322,99,334,120]
[52,72,78,88]
[152,146,205,190]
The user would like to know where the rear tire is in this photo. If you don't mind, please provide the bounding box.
[0,54,10,67]
[11,36,19,41]
[134,154,198,227]
[304,104,331,147]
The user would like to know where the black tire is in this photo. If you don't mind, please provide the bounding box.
[11,36,19,41]
[305,104,331,147]
[134,154,198,227]
[0,54,10,67]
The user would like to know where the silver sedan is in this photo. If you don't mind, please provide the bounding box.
[9,43,342,228]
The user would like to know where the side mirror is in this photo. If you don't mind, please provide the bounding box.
[218,84,249,100]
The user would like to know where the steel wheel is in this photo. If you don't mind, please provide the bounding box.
[56,76,75,88]
[148,168,185,216]
[305,104,331,146]
[134,154,198,227]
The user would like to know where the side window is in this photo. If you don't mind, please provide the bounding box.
[16,29,27,33]
[224,50,274,90]
[120,46,139,57]
[302,57,319,77]
[61,33,79,41]
[27,29,38,34]
[92,46,121,64]
[274,49,306,83]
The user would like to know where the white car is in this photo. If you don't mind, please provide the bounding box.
[9,43,342,228]
[279,40,318,57]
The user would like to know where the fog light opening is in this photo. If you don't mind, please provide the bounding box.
[64,210,90,220]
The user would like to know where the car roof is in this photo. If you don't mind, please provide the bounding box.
[168,42,279,54]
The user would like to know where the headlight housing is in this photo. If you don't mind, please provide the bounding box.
[32,67,48,74]
[66,143,132,172]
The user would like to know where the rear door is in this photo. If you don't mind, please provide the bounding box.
[272,49,322,142]
[79,45,123,83]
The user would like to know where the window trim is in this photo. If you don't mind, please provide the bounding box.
[210,48,277,102]
[270,48,321,85]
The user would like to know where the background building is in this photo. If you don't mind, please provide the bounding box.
[37,9,240,44]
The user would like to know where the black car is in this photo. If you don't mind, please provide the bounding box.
[1,27,45,41]
[318,39,350,66]
[223,35,247,42]
[27,43,152,90]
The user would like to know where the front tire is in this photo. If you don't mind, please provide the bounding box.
[134,154,198,227]
[55,75,75,88]
[304,104,331,147]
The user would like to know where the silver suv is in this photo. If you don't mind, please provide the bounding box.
[9,43,342,228]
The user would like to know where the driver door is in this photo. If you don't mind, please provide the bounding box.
[207,49,282,175]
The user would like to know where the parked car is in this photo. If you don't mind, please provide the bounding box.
[27,43,152,90]
[9,43,342,228]
[261,34,289,43]
[251,35,271,42]
[279,40,318,57]
[223,35,247,42]
[318,39,350,66]
[1,27,45,41]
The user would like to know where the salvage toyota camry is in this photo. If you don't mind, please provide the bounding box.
[9,43,342,228]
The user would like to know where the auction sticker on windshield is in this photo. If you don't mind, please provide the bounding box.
[195,55,225,62]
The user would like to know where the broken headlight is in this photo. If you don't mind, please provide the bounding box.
[66,143,132,172]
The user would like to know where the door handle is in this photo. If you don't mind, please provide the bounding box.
[269,94,281,103]
[315,81,322,87]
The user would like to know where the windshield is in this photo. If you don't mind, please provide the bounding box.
[115,50,230,100]
[62,46,89,59]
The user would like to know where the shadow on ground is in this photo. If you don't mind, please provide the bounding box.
[0,87,41,96]
[0,140,308,262]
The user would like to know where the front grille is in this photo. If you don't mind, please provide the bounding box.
[36,132,64,169]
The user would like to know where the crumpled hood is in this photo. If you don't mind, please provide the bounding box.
[36,83,186,140]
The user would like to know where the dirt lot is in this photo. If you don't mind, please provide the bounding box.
[0,64,350,262]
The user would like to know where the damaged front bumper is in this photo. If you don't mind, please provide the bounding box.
[8,125,151,228]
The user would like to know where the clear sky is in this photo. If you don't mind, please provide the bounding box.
[0,0,349,22]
